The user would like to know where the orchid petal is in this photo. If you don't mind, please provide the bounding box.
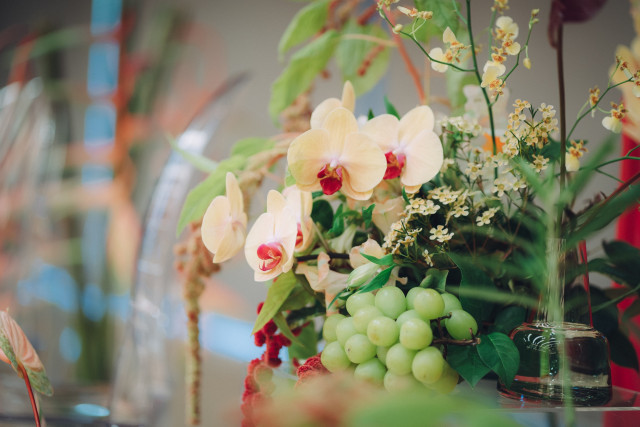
[360,114,401,152]
[323,107,359,150]
[225,172,245,223]
[287,128,332,187]
[399,106,435,141]
[202,196,231,253]
[340,133,386,192]
[401,130,444,187]
[310,98,342,129]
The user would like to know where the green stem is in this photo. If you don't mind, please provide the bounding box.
[556,21,567,237]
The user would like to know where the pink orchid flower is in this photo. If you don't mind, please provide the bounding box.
[282,185,314,251]
[360,105,444,193]
[287,107,387,200]
[201,172,248,263]
[245,190,298,281]
[310,81,355,129]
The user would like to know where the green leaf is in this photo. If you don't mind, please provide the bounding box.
[270,30,340,123]
[448,253,496,323]
[491,306,525,335]
[328,203,345,236]
[361,252,394,266]
[230,137,275,158]
[336,21,391,95]
[477,332,520,387]
[0,329,53,396]
[603,240,640,282]
[384,96,400,118]
[362,204,375,228]
[252,271,300,334]
[419,0,460,35]
[367,109,375,120]
[311,199,334,230]
[419,268,448,292]
[175,155,246,236]
[278,0,330,58]
[287,322,318,360]
[167,134,218,172]
[272,313,303,347]
[608,329,640,371]
[280,285,314,311]
[446,345,491,387]
[588,258,638,288]
[358,266,394,293]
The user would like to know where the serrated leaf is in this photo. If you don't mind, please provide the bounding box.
[230,137,274,158]
[278,0,330,58]
[252,271,299,334]
[358,266,394,293]
[336,21,390,95]
[168,135,218,173]
[311,199,334,230]
[175,155,246,236]
[447,345,491,387]
[361,252,394,266]
[384,96,399,118]
[477,332,520,387]
[270,30,340,123]
[419,268,448,292]
[448,253,496,323]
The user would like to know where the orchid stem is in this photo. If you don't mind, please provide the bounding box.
[19,364,41,427]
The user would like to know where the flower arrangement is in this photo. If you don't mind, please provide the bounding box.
[175,0,640,425]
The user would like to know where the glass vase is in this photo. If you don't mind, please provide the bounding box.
[498,239,612,405]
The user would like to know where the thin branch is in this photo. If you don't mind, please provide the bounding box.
[19,364,40,427]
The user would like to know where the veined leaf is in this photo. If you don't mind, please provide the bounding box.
[278,0,330,58]
[175,155,246,236]
[270,30,340,123]
[447,345,490,387]
[417,0,460,35]
[336,21,391,95]
[252,271,299,334]
[477,332,520,387]
[230,137,274,158]
[168,134,218,173]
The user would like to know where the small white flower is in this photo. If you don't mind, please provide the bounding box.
[429,47,449,72]
[429,225,454,243]
[602,116,623,133]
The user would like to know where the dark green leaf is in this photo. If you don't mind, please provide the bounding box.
[603,240,640,284]
[252,271,299,333]
[287,322,318,360]
[477,332,520,387]
[329,204,345,236]
[419,268,448,292]
[176,155,246,236]
[272,313,303,347]
[362,204,375,228]
[336,21,391,95]
[447,345,491,387]
[361,252,394,266]
[384,96,400,118]
[448,253,497,323]
[270,30,340,123]
[278,0,330,58]
[280,285,314,311]
[588,258,637,288]
[491,306,526,335]
[359,266,394,293]
[368,109,375,120]
[608,329,640,371]
[311,199,334,230]
[230,137,275,158]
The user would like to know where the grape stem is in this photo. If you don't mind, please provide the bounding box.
[434,315,480,359]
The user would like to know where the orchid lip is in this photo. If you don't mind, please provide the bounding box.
[257,242,283,272]
[317,163,344,195]
[383,151,406,180]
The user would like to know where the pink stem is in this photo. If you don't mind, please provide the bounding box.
[19,364,41,427]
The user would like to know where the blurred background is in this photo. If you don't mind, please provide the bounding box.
[0,0,636,425]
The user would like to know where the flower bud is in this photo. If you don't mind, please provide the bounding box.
[329,224,357,253]
[523,57,531,69]
[393,24,404,34]
[347,262,380,289]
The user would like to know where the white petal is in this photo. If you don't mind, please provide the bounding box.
[287,128,332,186]
[310,98,341,129]
[399,105,436,140]
[339,133,387,193]
[360,114,400,152]
[401,130,444,187]
[341,81,356,112]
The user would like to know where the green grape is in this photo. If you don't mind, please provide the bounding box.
[344,333,377,363]
[445,310,478,340]
[399,318,433,350]
[336,317,358,347]
[323,314,346,342]
[383,371,422,392]
[367,316,399,347]
[413,289,445,320]
[375,287,407,319]
[354,358,387,385]
[396,309,422,327]
[377,346,389,365]
[353,306,383,333]
[440,292,462,316]
[406,287,426,310]
[411,347,445,384]
[385,343,416,375]
[321,341,351,372]
[428,362,459,394]
[346,292,375,316]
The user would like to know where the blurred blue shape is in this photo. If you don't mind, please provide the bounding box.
[81,164,113,185]
[87,43,120,97]
[84,103,116,148]
[201,313,264,362]
[81,212,108,284]
[82,283,107,322]
[59,327,82,362]
[90,0,122,36]
[108,293,131,320]
[74,403,110,417]
[17,263,78,312]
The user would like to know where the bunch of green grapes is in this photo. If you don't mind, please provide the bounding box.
[321,287,478,393]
